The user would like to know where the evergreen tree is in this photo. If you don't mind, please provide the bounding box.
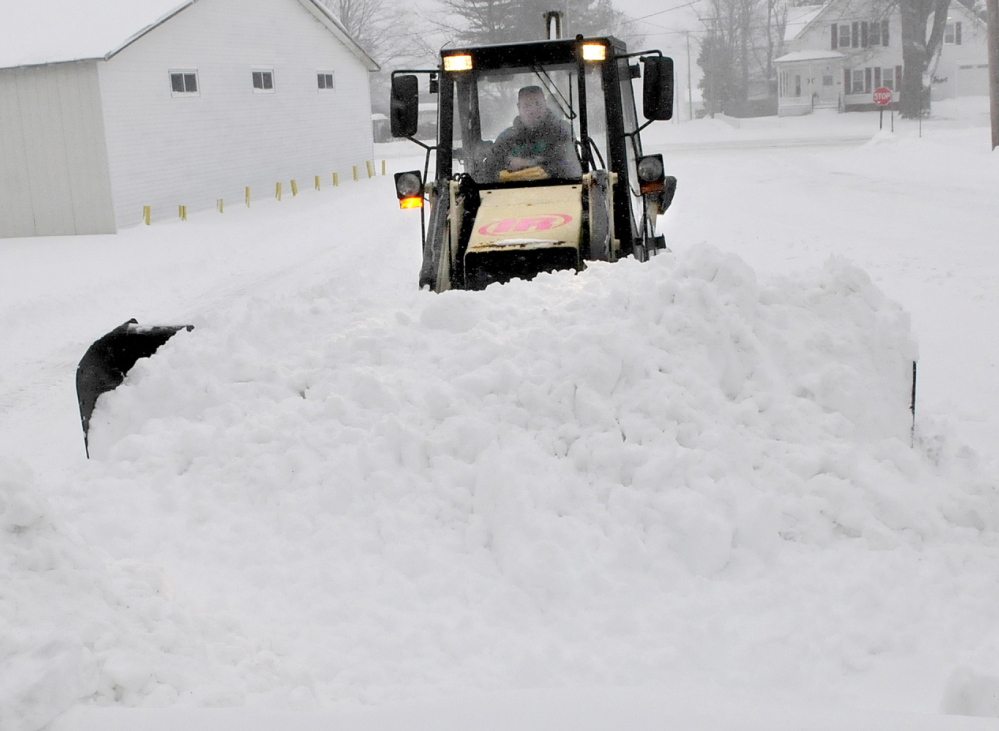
[698,34,739,115]
[432,0,628,47]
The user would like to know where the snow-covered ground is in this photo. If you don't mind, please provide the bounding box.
[2,98,998,731]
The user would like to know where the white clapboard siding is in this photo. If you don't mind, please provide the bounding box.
[99,0,374,228]
[0,62,116,237]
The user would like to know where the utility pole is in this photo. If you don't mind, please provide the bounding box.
[686,31,694,121]
[989,0,999,149]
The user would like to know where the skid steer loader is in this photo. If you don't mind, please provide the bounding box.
[389,27,677,292]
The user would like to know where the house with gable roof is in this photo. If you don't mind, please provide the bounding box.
[774,0,987,116]
[0,0,379,238]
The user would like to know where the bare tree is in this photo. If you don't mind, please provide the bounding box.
[698,0,789,115]
[761,0,788,96]
[897,0,951,117]
[319,0,409,67]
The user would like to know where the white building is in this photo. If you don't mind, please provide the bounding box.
[0,0,378,238]
[774,0,987,116]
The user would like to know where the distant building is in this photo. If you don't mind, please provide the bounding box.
[775,0,987,116]
[0,0,378,238]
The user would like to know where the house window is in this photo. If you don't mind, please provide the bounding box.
[839,24,851,48]
[852,69,865,94]
[882,19,890,46]
[252,70,275,92]
[944,21,962,44]
[794,75,801,97]
[823,74,833,86]
[882,67,895,90]
[318,72,335,90]
[170,70,199,95]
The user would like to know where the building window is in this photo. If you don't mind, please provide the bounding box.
[882,67,895,90]
[252,70,275,92]
[852,70,865,94]
[881,19,890,46]
[839,24,851,48]
[823,74,833,86]
[318,71,335,90]
[944,21,962,44]
[170,70,199,95]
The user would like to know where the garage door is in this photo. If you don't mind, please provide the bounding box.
[956,64,989,96]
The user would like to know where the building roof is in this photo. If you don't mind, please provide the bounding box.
[774,50,844,64]
[784,4,826,43]
[0,0,378,71]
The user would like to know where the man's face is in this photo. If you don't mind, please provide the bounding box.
[518,92,548,128]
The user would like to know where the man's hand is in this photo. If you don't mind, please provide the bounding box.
[508,156,535,171]
[498,166,548,182]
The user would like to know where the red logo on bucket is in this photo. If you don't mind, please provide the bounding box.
[478,214,573,236]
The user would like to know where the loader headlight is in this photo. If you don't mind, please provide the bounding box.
[395,170,424,209]
[581,43,607,62]
[637,155,664,183]
[636,154,665,194]
[443,54,473,72]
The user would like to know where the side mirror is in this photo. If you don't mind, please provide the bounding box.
[390,74,420,138]
[642,56,674,121]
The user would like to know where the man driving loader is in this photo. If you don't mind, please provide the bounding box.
[483,86,582,182]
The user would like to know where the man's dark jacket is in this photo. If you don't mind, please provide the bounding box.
[483,113,582,181]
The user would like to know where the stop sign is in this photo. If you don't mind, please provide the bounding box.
[873,87,893,105]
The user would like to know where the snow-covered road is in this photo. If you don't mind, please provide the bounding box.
[3,99,999,731]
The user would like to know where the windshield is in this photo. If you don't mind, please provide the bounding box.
[451,64,590,185]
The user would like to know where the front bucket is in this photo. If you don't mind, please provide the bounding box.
[76,319,193,457]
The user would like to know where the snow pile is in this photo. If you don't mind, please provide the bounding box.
[0,457,294,731]
[0,459,100,731]
[7,243,999,730]
[941,667,999,718]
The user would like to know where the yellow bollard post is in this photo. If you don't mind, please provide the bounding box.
[291,179,298,196]
[315,175,321,191]
[246,187,251,207]
[217,199,224,213]
[143,206,151,225]
[333,172,340,187]
[179,205,187,221]
[381,160,386,176]
[276,182,283,201]
[366,161,375,178]
[352,165,359,181]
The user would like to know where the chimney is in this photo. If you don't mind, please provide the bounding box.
[543,11,563,40]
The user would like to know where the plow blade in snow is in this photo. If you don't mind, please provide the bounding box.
[76,319,193,457]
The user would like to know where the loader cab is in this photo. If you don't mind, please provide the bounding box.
[391,36,675,290]
[440,38,663,254]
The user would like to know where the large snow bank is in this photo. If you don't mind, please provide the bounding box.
[6,245,999,729]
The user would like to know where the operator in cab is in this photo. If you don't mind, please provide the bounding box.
[483,86,582,182]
